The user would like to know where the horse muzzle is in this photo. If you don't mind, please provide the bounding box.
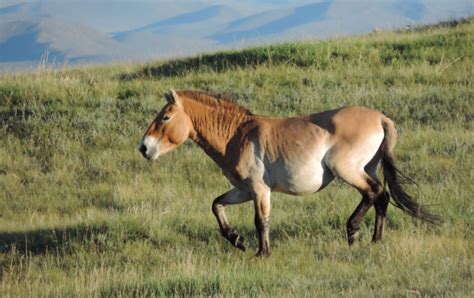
[138,144,148,158]
[139,136,161,160]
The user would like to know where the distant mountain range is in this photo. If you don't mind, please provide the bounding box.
[0,0,472,71]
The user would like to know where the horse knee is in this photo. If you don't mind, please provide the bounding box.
[211,199,223,216]
[253,189,271,224]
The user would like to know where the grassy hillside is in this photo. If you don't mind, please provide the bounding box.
[0,19,473,296]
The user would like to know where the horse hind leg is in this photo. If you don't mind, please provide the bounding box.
[363,151,390,243]
[373,190,389,242]
[345,176,385,245]
[328,156,384,245]
[327,140,389,244]
[212,188,251,251]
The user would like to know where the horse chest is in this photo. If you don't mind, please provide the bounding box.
[222,169,247,189]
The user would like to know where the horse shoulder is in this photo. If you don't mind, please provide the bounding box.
[221,118,266,185]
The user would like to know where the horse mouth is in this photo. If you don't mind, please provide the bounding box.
[149,150,160,160]
[139,148,160,161]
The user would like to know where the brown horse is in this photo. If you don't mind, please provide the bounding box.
[139,90,440,257]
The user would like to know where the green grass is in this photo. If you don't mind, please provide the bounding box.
[1,19,473,296]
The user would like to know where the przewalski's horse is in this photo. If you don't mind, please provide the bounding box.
[139,90,440,257]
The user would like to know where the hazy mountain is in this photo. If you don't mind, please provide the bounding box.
[112,4,249,58]
[0,1,207,32]
[0,0,472,71]
[0,17,133,65]
[210,1,333,44]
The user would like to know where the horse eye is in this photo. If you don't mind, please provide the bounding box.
[162,115,171,122]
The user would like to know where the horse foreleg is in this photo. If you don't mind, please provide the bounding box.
[253,189,271,257]
[212,188,251,251]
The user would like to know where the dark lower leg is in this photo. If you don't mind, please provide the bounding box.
[347,196,373,245]
[254,191,271,257]
[212,202,246,251]
[212,190,249,251]
[372,191,390,242]
[255,213,270,257]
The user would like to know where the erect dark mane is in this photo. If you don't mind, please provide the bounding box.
[177,90,253,115]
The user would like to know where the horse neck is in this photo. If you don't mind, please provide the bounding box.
[183,100,251,163]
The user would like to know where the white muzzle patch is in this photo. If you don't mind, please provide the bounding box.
[141,136,161,160]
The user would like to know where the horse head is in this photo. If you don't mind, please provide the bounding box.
[139,89,192,160]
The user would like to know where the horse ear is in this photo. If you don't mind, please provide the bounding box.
[165,89,182,107]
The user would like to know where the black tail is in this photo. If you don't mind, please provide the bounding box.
[381,118,442,224]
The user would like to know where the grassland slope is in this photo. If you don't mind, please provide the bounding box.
[0,18,472,296]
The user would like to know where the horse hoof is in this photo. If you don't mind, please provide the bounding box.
[255,250,270,258]
[348,231,359,245]
[234,235,246,252]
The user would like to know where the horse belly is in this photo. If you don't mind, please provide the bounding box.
[272,157,330,196]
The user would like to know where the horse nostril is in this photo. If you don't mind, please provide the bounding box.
[139,144,147,156]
